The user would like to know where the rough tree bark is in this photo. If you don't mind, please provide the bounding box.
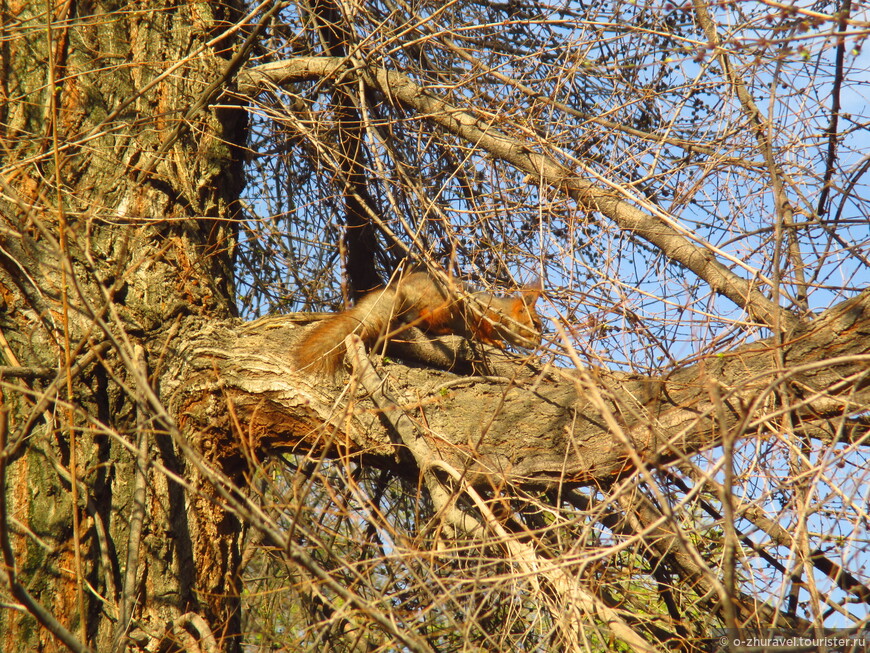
[166,289,870,490]
[0,0,246,650]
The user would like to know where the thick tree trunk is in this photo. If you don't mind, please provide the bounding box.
[0,0,245,650]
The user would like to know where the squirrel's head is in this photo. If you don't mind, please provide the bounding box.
[499,284,543,348]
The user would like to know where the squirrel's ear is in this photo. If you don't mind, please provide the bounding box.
[522,278,543,304]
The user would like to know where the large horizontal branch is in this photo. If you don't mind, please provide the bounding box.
[161,290,870,488]
[237,57,798,332]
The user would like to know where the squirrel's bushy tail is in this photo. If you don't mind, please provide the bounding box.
[293,287,398,375]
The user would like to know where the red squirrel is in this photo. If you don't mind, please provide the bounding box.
[294,271,543,375]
